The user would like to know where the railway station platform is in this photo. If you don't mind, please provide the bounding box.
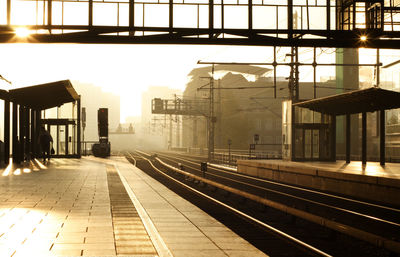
[0,156,266,257]
[237,159,400,206]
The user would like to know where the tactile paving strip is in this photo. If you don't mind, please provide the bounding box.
[106,165,157,256]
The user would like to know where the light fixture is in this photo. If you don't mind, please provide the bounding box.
[360,35,367,41]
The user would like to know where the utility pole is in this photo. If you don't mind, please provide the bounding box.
[169,114,172,150]
[176,115,180,148]
[287,47,299,102]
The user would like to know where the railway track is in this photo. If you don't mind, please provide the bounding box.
[126,150,400,257]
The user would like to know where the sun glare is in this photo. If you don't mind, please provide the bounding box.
[13,168,21,175]
[2,161,13,176]
[15,27,31,38]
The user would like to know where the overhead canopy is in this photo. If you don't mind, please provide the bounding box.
[7,80,79,110]
[293,87,400,115]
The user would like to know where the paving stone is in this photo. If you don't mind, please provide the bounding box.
[225,249,269,257]
[82,249,116,256]
[172,249,228,257]
[0,157,268,257]
[55,236,85,244]
[49,248,83,256]
[84,236,114,243]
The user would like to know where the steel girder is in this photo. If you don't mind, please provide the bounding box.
[2,0,400,48]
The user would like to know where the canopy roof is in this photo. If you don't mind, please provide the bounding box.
[293,87,400,115]
[5,80,79,110]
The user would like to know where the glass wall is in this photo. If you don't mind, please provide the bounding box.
[41,101,79,157]
[283,100,334,161]
[294,106,333,161]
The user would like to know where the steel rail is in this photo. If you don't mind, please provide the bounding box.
[157,151,400,214]
[147,152,400,254]
[134,150,333,257]
[125,151,137,166]
[157,153,400,229]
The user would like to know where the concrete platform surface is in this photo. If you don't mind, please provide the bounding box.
[237,159,400,206]
[237,159,400,182]
[0,157,267,257]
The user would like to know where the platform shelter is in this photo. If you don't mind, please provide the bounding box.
[1,80,81,166]
[292,87,400,165]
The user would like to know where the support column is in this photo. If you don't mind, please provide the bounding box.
[30,109,35,158]
[19,106,25,162]
[176,116,180,148]
[346,114,351,163]
[12,103,18,163]
[208,0,214,38]
[77,97,81,157]
[169,114,172,149]
[35,110,41,159]
[129,0,135,35]
[89,0,93,27]
[65,124,69,156]
[25,108,30,160]
[362,112,367,165]
[288,0,293,39]
[4,100,10,165]
[24,107,31,161]
[291,104,295,161]
[380,110,385,166]
[331,114,336,161]
[47,0,52,26]
[169,0,173,34]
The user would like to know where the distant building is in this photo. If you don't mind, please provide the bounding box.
[182,65,340,155]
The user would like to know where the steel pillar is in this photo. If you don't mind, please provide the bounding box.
[362,112,367,165]
[65,123,69,155]
[12,103,18,163]
[77,97,81,157]
[19,106,25,162]
[4,100,10,165]
[35,110,41,159]
[380,110,385,165]
[346,114,351,163]
[331,114,336,162]
[30,109,35,158]
[24,107,30,160]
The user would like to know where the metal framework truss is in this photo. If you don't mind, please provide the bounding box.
[2,0,400,48]
[152,98,208,116]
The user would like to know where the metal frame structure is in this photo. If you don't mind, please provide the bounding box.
[1,0,400,48]
[1,81,81,166]
[295,87,400,165]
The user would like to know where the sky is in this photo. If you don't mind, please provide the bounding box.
[0,43,278,122]
[0,43,398,123]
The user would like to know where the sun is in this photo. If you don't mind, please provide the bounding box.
[14,27,31,38]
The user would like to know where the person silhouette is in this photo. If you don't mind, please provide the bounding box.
[38,126,53,162]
